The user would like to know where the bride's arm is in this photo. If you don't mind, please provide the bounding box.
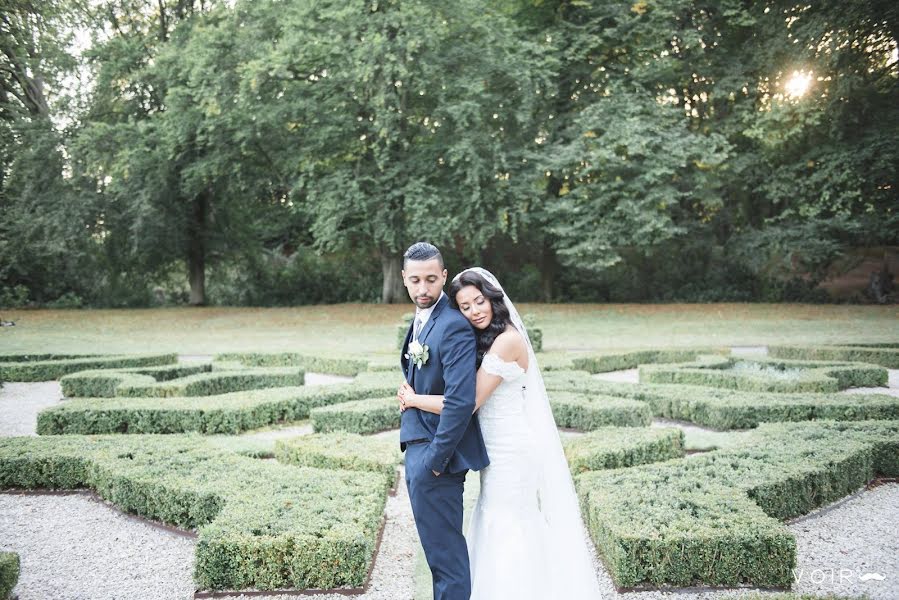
[401,369,504,415]
[400,331,527,415]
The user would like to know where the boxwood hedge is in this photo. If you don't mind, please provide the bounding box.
[549,392,653,429]
[575,419,899,589]
[0,434,390,591]
[563,426,685,474]
[62,366,305,398]
[38,375,400,435]
[0,353,177,382]
[571,347,729,373]
[311,397,400,434]
[0,552,18,600]
[275,432,402,484]
[639,355,887,393]
[60,363,212,397]
[544,369,899,429]
[214,353,368,377]
[769,344,899,369]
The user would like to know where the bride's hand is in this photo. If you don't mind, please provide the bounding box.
[397,381,416,411]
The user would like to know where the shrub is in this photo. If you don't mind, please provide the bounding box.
[639,355,887,393]
[311,397,400,435]
[549,392,653,429]
[38,374,400,435]
[769,344,899,369]
[563,427,685,474]
[575,419,899,589]
[0,353,178,382]
[60,364,212,397]
[0,552,19,600]
[214,353,368,377]
[571,347,729,373]
[275,432,402,484]
[0,434,389,591]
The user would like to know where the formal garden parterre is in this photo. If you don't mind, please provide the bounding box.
[1,347,897,597]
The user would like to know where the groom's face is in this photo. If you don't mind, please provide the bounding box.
[402,259,447,309]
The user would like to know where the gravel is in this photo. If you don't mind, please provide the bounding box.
[0,382,63,436]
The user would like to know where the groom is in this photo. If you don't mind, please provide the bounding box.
[398,242,489,600]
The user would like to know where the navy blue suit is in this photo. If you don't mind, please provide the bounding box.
[400,294,489,600]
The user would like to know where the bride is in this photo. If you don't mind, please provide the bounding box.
[398,267,602,599]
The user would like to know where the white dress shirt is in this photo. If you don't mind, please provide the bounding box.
[414,291,446,341]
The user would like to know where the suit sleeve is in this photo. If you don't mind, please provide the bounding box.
[422,317,477,473]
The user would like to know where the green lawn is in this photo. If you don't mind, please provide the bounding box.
[2,303,896,356]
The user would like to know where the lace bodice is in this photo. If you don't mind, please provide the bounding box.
[478,353,526,420]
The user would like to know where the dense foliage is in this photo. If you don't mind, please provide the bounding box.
[1,0,896,306]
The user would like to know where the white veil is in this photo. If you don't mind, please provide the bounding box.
[453,267,601,597]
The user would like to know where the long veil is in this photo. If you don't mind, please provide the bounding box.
[453,267,602,597]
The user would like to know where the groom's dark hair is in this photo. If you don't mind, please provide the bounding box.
[403,242,444,268]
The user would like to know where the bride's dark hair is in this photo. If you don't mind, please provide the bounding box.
[448,270,512,367]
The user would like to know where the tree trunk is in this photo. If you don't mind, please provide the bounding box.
[539,238,556,302]
[380,252,407,304]
[187,191,208,306]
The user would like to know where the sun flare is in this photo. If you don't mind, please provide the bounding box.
[784,70,813,98]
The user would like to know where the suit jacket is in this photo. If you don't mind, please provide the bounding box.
[399,294,489,474]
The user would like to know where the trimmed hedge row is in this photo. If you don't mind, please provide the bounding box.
[275,432,402,484]
[769,344,899,369]
[575,419,899,589]
[563,426,685,474]
[0,353,177,382]
[214,353,368,377]
[550,392,653,429]
[62,367,305,398]
[60,363,212,397]
[544,369,899,429]
[38,374,400,435]
[311,397,399,434]
[0,552,18,600]
[0,434,389,591]
[639,355,887,393]
[571,347,729,373]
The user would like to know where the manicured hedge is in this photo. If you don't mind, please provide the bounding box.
[311,397,400,434]
[563,426,685,474]
[549,391,652,429]
[0,434,389,591]
[575,419,899,589]
[60,363,212,397]
[38,375,400,435]
[769,344,899,369]
[571,347,729,373]
[275,432,402,484]
[639,355,887,393]
[0,353,177,382]
[544,368,899,429]
[0,552,18,600]
[65,367,304,398]
[215,353,368,377]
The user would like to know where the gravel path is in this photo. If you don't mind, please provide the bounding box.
[0,382,63,436]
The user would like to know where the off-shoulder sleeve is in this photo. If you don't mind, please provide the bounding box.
[481,352,525,380]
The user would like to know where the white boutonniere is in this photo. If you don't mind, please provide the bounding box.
[405,340,430,369]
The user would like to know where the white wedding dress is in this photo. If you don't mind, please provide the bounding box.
[466,352,602,599]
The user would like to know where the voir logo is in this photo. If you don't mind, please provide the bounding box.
[859,573,886,582]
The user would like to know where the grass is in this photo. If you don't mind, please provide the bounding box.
[1,303,897,356]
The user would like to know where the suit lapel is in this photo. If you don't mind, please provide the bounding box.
[418,294,448,348]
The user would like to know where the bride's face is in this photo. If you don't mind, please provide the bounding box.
[455,285,493,330]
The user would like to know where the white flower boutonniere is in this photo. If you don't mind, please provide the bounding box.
[405,340,430,369]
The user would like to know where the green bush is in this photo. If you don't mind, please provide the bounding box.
[0,434,389,591]
[38,375,400,435]
[0,353,178,382]
[639,355,887,393]
[563,427,685,474]
[572,347,729,373]
[61,364,212,397]
[769,344,899,369]
[544,368,899,430]
[311,397,400,434]
[549,392,652,429]
[0,552,19,600]
[215,352,368,377]
[575,419,899,589]
[275,432,402,484]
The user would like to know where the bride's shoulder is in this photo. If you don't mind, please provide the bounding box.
[489,326,528,361]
